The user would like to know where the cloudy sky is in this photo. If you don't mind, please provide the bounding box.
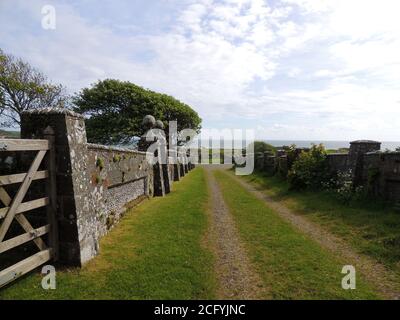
[1,0,400,141]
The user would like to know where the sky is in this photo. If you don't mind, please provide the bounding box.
[1,0,400,141]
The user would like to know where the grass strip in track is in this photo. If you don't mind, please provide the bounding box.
[214,170,380,299]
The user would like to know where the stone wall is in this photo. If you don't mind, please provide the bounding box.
[326,153,349,174]
[363,152,400,201]
[277,155,288,177]
[85,144,152,238]
[349,140,381,186]
[349,140,381,171]
[264,154,276,176]
[361,152,381,196]
[18,108,191,267]
[253,140,400,203]
[255,152,264,171]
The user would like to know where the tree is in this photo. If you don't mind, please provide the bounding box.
[73,79,202,144]
[248,141,276,154]
[0,49,68,127]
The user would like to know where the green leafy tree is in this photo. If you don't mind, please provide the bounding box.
[0,49,68,127]
[73,79,202,144]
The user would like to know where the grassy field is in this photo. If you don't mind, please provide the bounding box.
[0,129,20,138]
[214,170,381,299]
[243,172,400,275]
[0,167,216,300]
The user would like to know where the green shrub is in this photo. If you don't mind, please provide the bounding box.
[288,144,331,190]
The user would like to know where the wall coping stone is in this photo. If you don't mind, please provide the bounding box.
[371,151,400,156]
[86,143,148,156]
[350,140,381,144]
[22,107,84,119]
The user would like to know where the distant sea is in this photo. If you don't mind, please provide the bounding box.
[264,140,400,151]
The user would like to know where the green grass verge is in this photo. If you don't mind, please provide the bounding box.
[214,169,380,299]
[245,172,400,274]
[0,167,215,300]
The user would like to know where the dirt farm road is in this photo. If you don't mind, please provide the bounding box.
[203,165,267,299]
[209,166,400,300]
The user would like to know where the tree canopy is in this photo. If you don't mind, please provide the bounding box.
[73,79,202,144]
[248,141,276,154]
[0,49,68,127]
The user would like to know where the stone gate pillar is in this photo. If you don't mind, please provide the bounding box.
[20,108,97,266]
[138,116,168,197]
[349,140,381,186]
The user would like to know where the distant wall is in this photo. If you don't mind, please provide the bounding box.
[253,140,400,204]
[264,154,276,176]
[327,153,349,174]
[369,152,400,201]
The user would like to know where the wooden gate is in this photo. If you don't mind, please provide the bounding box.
[0,131,58,288]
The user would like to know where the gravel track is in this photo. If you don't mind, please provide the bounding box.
[203,165,266,299]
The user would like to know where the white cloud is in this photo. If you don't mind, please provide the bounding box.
[282,0,332,13]
[1,0,400,140]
